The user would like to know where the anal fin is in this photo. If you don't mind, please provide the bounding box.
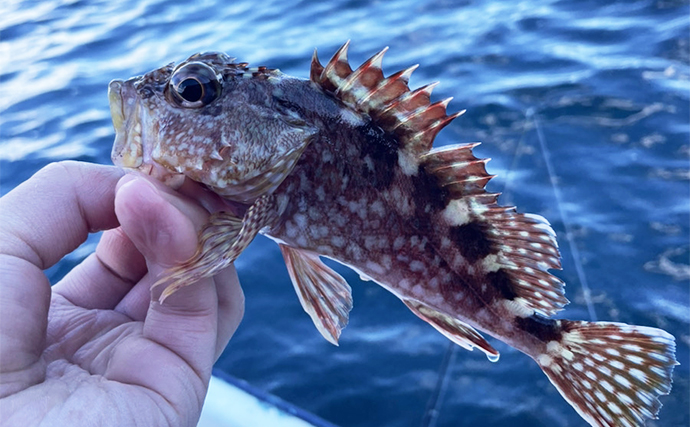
[403,299,499,362]
[280,245,353,346]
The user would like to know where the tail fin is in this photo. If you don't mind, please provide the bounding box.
[535,320,677,427]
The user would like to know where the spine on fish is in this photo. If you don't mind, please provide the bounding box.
[531,319,676,427]
[309,43,678,427]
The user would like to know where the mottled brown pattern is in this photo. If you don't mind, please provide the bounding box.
[108,43,677,427]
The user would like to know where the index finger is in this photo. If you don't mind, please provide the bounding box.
[0,161,124,269]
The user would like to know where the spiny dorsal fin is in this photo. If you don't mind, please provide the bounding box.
[310,42,462,157]
[421,144,568,317]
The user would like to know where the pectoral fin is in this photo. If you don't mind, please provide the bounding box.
[280,245,353,345]
[403,299,499,362]
[155,194,275,302]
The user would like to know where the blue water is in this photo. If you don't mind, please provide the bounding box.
[1,1,688,426]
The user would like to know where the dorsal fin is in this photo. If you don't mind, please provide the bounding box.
[311,42,462,157]
[421,144,568,317]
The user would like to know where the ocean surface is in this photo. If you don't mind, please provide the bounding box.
[1,0,688,426]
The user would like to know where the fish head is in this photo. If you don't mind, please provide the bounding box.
[109,52,316,203]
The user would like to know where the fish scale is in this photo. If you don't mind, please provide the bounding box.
[108,42,677,427]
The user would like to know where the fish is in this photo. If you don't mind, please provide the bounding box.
[108,42,677,427]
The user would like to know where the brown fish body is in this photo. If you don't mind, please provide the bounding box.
[261,86,544,357]
[108,43,677,427]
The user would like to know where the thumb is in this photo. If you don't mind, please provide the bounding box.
[115,175,218,376]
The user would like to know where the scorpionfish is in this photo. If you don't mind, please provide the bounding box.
[108,42,677,427]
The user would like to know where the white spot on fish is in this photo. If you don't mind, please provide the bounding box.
[293,213,307,229]
[393,236,405,251]
[501,297,532,318]
[363,155,374,171]
[625,354,644,364]
[537,354,552,367]
[370,200,385,217]
[381,254,392,269]
[597,365,611,376]
[622,344,642,352]
[340,174,350,191]
[649,352,669,363]
[397,150,419,175]
[442,199,471,226]
[321,149,333,163]
[607,402,622,415]
[308,208,323,222]
[441,237,452,248]
[315,185,326,201]
[317,245,333,255]
[637,390,652,406]
[441,271,453,284]
[286,221,298,238]
[346,242,363,260]
[410,260,425,272]
[365,261,385,275]
[481,254,501,272]
[630,368,647,382]
[338,107,365,126]
[387,186,413,216]
[614,374,630,387]
[609,360,624,370]
[331,235,346,248]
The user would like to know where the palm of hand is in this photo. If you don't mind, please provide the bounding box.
[0,162,243,427]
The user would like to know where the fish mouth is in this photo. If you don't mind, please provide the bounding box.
[109,80,143,169]
[108,80,186,188]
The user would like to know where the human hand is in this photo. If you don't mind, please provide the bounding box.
[0,161,244,427]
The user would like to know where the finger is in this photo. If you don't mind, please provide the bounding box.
[53,227,147,310]
[213,266,244,360]
[0,256,50,397]
[115,261,245,359]
[113,272,154,321]
[52,171,203,310]
[0,161,123,269]
[113,174,231,320]
[115,176,219,376]
[0,161,123,395]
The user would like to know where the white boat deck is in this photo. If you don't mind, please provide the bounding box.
[198,373,338,427]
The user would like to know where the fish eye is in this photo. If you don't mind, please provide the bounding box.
[169,62,222,108]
